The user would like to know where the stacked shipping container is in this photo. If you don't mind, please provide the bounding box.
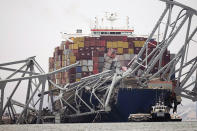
[49,36,171,90]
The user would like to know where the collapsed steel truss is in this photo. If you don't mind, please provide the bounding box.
[124,0,197,101]
[0,57,79,123]
[0,0,196,124]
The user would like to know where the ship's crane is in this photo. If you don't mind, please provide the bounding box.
[0,0,196,124]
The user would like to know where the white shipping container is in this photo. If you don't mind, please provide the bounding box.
[124,54,130,60]
[79,60,83,66]
[82,60,88,66]
[56,79,60,84]
[82,66,88,72]
[118,55,124,61]
[63,50,69,55]
[88,66,93,72]
[88,60,93,66]
[67,59,70,65]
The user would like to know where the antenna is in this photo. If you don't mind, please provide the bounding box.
[94,17,98,29]
[126,16,129,29]
[101,18,104,29]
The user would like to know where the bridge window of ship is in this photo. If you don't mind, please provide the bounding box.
[110,32,115,34]
[115,32,121,34]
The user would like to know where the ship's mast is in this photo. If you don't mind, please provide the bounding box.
[105,12,118,29]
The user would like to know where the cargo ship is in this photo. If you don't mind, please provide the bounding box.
[48,13,181,122]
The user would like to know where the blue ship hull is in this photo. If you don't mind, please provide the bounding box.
[62,88,173,123]
[112,88,172,122]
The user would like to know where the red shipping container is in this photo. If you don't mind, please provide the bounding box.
[163,49,168,55]
[65,42,70,49]
[75,53,81,60]
[55,46,60,52]
[122,36,128,42]
[95,40,100,46]
[100,40,106,47]
[84,41,90,47]
[96,47,105,52]
[58,49,63,55]
[72,49,78,54]
[143,38,147,41]
[148,41,157,48]
[85,37,98,41]
[100,47,106,52]
[93,69,99,74]
[98,51,104,57]
[123,48,129,54]
[100,36,111,41]
[140,65,146,70]
[93,57,98,62]
[143,47,155,55]
[127,37,135,42]
[93,51,99,57]
[93,63,98,69]
[90,41,95,46]
[162,60,170,66]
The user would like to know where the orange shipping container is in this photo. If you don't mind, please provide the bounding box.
[117,48,123,54]
[122,42,128,48]
[78,42,84,47]
[128,49,134,54]
[70,56,76,63]
[69,44,73,49]
[73,44,78,49]
[112,42,118,48]
[117,41,122,48]
[76,78,81,82]
[107,42,113,48]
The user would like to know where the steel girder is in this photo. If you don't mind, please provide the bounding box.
[0,57,80,124]
[47,70,115,118]
[0,0,197,124]
[124,0,197,101]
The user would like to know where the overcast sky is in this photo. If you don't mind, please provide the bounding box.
[0,0,197,111]
[0,0,196,70]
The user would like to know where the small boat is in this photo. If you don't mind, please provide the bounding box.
[151,99,171,121]
[128,113,152,122]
